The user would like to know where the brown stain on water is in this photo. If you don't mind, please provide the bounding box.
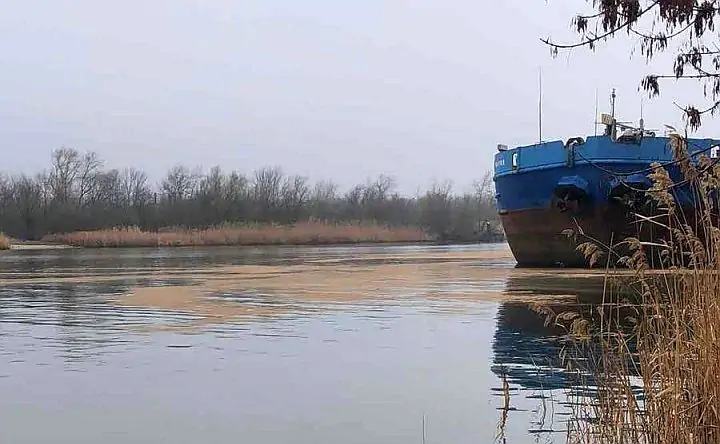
[0,246,600,331]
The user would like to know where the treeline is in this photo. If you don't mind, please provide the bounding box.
[0,147,502,242]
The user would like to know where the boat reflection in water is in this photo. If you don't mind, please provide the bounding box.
[491,271,611,392]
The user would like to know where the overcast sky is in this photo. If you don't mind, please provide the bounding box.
[0,0,714,194]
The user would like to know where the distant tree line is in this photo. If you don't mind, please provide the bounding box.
[0,147,502,242]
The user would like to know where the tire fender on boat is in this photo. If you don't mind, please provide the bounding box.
[607,174,651,210]
[553,175,590,214]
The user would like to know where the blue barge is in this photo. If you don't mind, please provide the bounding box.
[493,95,720,268]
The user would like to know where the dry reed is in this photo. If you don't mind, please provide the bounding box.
[41,221,430,248]
[509,133,720,444]
[0,233,10,250]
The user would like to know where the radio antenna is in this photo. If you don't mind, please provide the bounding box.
[538,67,543,144]
[594,87,599,136]
[640,97,644,130]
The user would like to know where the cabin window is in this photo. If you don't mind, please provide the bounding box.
[511,152,518,169]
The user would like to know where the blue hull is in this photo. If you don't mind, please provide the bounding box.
[493,134,720,267]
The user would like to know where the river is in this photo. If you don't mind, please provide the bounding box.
[0,243,609,444]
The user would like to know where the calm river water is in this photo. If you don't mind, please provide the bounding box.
[0,243,608,444]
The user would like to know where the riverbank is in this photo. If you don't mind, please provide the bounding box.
[0,234,9,250]
[39,222,438,248]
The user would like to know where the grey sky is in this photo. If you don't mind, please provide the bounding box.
[0,1,713,195]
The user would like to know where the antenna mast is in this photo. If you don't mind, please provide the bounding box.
[609,88,618,140]
[640,97,644,130]
[538,67,543,144]
[594,88,599,136]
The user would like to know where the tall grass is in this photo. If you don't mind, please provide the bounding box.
[507,133,720,443]
[41,221,430,248]
[0,233,10,250]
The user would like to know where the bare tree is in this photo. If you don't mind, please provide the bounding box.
[362,174,396,203]
[48,147,81,205]
[0,148,501,242]
[161,165,199,203]
[77,151,103,207]
[252,166,283,219]
[420,181,454,240]
[119,167,150,208]
[280,175,310,222]
[13,175,44,239]
[309,180,339,221]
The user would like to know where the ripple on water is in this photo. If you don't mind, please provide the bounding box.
[0,244,606,444]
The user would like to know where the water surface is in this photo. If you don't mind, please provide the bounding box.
[0,243,608,443]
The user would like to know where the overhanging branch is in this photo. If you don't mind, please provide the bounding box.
[541,1,660,50]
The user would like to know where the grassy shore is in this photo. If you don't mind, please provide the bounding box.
[0,233,10,250]
[40,221,432,248]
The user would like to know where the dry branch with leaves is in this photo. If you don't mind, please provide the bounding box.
[543,0,720,130]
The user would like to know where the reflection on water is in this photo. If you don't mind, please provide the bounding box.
[491,273,608,391]
[0,243,612,443]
